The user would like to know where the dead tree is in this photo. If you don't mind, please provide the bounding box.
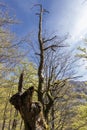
[36,4,67,122]
[37,4,56,121]
[9,71,48,130]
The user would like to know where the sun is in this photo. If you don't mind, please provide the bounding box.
[71,5,87,41]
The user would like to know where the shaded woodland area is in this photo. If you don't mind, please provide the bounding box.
[1,2,87,130]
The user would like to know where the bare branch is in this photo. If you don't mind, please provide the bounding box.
[43,36,57,43]
[35,52,41,56]
[18,70,24,94]
[44,45,65,51]
[34,4,49,13]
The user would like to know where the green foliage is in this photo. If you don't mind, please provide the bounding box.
[76,46,87,58]
[72,104,87,130]
[0,61,38,130]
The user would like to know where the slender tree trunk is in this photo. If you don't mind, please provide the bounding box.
[8,105,13,130]
[37,5,54,123]
[2,106,7,130]
[11,110,18,130]
[38,5,44,105]
[2,99,9,130]
[51,106,55,130]
[19,119,23,130]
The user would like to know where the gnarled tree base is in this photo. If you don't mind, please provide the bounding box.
[9,86,48,130]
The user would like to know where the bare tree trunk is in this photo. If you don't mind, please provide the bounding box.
[10,87,47,130]
[37,5,54,122]
[11,110,18,130]
[37,5,44,105]
[51,106,55,130]
[2,100,8,130]
[2,89,12,130]
[19,119,23,130]
[8,105,13,130]
[9,72,47,130]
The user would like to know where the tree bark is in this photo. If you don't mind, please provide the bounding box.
[37,5,53,122]
[9,74,47,130]
[11,110,18,130]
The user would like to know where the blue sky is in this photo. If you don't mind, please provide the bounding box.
[3,0,87,80]
[3,0,87,40]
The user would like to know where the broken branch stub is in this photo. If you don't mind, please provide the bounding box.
[9,73,48,130]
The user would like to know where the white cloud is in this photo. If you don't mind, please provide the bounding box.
[47,0,87,42]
